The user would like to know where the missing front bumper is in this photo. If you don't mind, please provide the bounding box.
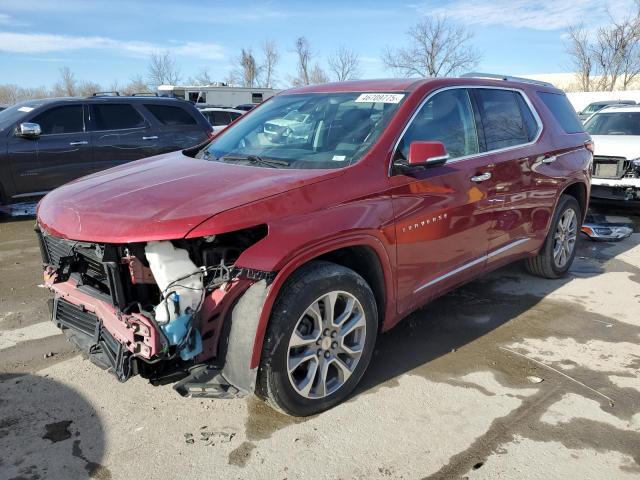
[53,297,133,381]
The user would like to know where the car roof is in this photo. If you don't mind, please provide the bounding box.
[598,105,640,113]
[590,100,635,105]
[199,107,244,113]
[12,96,193,106]
[283,77,562,95]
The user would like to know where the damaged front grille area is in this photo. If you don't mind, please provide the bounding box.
[55,296,99,337]
[53,297,133,381]
[593,155,640,179]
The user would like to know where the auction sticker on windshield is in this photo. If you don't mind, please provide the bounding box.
[355,93,405,103]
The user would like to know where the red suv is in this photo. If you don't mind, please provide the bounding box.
[36,75,591,416]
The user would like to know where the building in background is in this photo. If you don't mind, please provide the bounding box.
[158,84,279,107]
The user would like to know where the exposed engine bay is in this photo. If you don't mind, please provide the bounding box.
[38,225,272,394]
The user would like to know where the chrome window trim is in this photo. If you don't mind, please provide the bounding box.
[413,238,530,293]
[389,85,544,176]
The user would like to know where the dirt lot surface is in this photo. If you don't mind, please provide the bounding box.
[1,209,639,480]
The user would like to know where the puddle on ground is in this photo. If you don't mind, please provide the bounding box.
[42,420,72,443]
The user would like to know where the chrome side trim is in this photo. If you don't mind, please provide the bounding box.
[389,85,544,176]
[413,238,530,293]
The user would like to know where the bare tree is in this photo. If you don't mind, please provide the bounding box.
[566,2,640,91]
[293,36,312,85]
[0,84,51,104]
[328,46,361,81]
[189,68,214,86]
[122,75,151,95]
[381,17,481,77]
[147,51,181,87]
[309,65,329,84]
[52,66,77,96]
[77,80,103,97]
[566,24,593,91]
[262,40,279,88]
[230,48,261,87]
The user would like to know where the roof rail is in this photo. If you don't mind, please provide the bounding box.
[92,91,120,97]
[131,92,159,97]
[461,72,555,88]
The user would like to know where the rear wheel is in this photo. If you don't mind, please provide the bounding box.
[257,261,377,416]
[525,194,581,278]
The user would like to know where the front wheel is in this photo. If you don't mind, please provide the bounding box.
[525,194,581,279]
[257,261,378,416]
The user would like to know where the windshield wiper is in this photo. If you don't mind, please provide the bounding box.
[220,154,290,168]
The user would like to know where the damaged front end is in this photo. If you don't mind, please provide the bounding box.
[37,225,273,398]
[591,156,640,203]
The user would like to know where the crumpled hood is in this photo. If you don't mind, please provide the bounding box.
[592,135,640,160]
[37,152,342,243]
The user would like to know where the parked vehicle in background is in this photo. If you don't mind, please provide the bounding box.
[157,84,277,108]
[0,95,212,207]
[37,74,591,416]
[235,103,257,112]
[584,105,640,204]
[577,99,635,122]
[198,107,244,133]
[263,109,314,142]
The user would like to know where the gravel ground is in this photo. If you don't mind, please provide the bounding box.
[1,209,639,480]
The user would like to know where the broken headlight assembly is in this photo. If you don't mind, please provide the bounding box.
[140,226,268,363]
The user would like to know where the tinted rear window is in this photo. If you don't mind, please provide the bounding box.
[93,104,145,130]
[32,105,84,134]
[476,89,536,150]
[538,92,584,134]
[145,104,197,126]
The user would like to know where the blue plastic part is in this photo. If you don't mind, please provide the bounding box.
[160,313,203,361]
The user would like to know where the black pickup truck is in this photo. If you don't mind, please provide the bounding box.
[0,95,212,208]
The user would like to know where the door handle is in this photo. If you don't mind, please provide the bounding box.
[69,141,88,146]
[542,155,557,164]
[142,136,158,140]
[470,172,492,183]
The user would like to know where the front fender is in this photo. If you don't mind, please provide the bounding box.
[245,233,396,369]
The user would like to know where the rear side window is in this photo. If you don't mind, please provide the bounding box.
[229,112,242,121]
[32,105,84,135]
[475,89,537,150]
[145,104,197,126]
[538,92,584,134]
[93,104,145,130]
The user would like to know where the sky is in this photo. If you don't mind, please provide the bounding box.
[0,0,637,89]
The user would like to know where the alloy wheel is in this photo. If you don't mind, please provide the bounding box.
[553,208,577,269]
[286,291,367,399]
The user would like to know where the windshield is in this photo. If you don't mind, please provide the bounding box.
[584,104,606,115]
[585,111,640,135]
[200,92,405,169]
[0,101,42,132]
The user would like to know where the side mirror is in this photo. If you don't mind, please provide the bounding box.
[17,122,41,138]
[408,141,449,167]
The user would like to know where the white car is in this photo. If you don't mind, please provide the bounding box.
[198,107,244,133]
[584,105,640,204]
[263,110,313,142]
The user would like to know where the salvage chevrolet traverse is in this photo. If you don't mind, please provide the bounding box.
[36,75,592,416]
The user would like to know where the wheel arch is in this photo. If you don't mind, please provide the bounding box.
[561,180,589,222]
[249,234,395,369]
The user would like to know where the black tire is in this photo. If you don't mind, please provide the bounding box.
[257,261,378,416]
[525,194,581,279]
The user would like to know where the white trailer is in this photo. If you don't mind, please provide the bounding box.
[157,84,279,107]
